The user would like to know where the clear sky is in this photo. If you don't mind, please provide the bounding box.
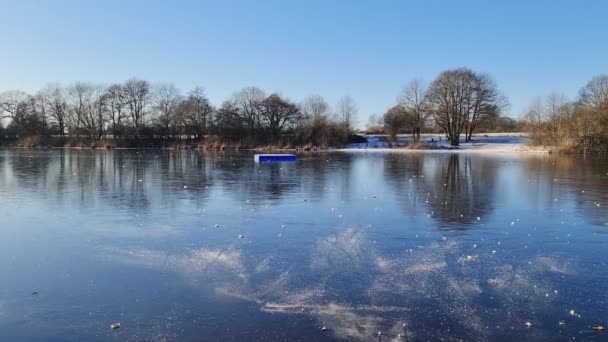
[1,0,607,127]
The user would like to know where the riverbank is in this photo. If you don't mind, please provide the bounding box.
[0,133,558,154]
[0,137,311,152]
[340,133,551,154]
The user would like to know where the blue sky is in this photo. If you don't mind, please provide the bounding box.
[1,0,607,127]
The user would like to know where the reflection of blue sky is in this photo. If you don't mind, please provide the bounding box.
[1,150,608,340]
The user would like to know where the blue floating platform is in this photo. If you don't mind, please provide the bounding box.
[254,154,297,163]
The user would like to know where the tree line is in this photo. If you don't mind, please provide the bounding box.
[10,68,603,150]
[0,79,357,148]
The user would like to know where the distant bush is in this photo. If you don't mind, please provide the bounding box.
[523,75,608,153]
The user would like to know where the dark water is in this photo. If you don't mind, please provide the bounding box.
[1,149,608,342]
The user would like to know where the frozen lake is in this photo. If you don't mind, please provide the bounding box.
[1,149,608,341]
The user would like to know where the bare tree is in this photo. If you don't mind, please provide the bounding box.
[579,74,608,125]
[572,105,599,153]
[335,96,357,142]
[66,82,106,139]
[299,95,331,146]
[366,114,380,127]
[546,92,574,145]
[365,114,383,134]
[574,75,608,152]
[93,86,107,139]
[153,84,181,139]
[213,100,243,140]
[383,105,408,143]
[398,79,428,141]
[1,90,43,137]
[258,94,301,143]
[33,92,49,135]
[427,69,472,146]
[301,94,330,120]
[0,90,31,123]
[40,84,68,140]
[0,91,49,137]
[427,68,504,146]
[67,82,89,137]
[105,84,126,139]
[465,73,505,141]
[523,97,545,145]
[232,87,265,138]
[523,93,574,147]
[179,87,213,140]
[123,78,151,139]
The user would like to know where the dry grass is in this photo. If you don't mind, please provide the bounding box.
[196,137,239,151]
[5,135,318,151]
[252,144,294,151]
[403,141,432,150]
[17,136,44,147]
[90,139,116,149]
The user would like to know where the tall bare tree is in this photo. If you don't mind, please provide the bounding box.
[299,95,331,146]
[40,84,68,140]
[427,69,472,146]
[67,82,89,137]
[523,93,574,147]
[579,74,608,126]
[33,92,49,135]
[123,78,150,139]
[258,94,301,143]
[179,87,213,140]
[546,92,574,145]
[105,84,126,139]
[153,84,181,139]
[383,105,408,143]
[335,96,357,142]
[427,68,504,146]
[523,97,545,145]
[465,73,505,141]
[213,100,243,140]
[301,95,329,120]
[398,79,429,141]
[93,86,107,139]
[0,91,32,134]
[366,114,382,131]
[232,87,265,138]
[66,82,106,139]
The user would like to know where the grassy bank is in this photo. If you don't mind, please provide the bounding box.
[0,136,327,152]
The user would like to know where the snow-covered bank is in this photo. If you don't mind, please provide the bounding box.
[339,134,549,154]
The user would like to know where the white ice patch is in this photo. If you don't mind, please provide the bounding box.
[533,256,576,275]
[311,228,367,270]
[98,246,247,283]
[255,257,272,273]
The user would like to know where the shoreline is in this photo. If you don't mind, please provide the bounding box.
[335,144,550,154]
[338,133,554,154]
[0,144,551,154]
